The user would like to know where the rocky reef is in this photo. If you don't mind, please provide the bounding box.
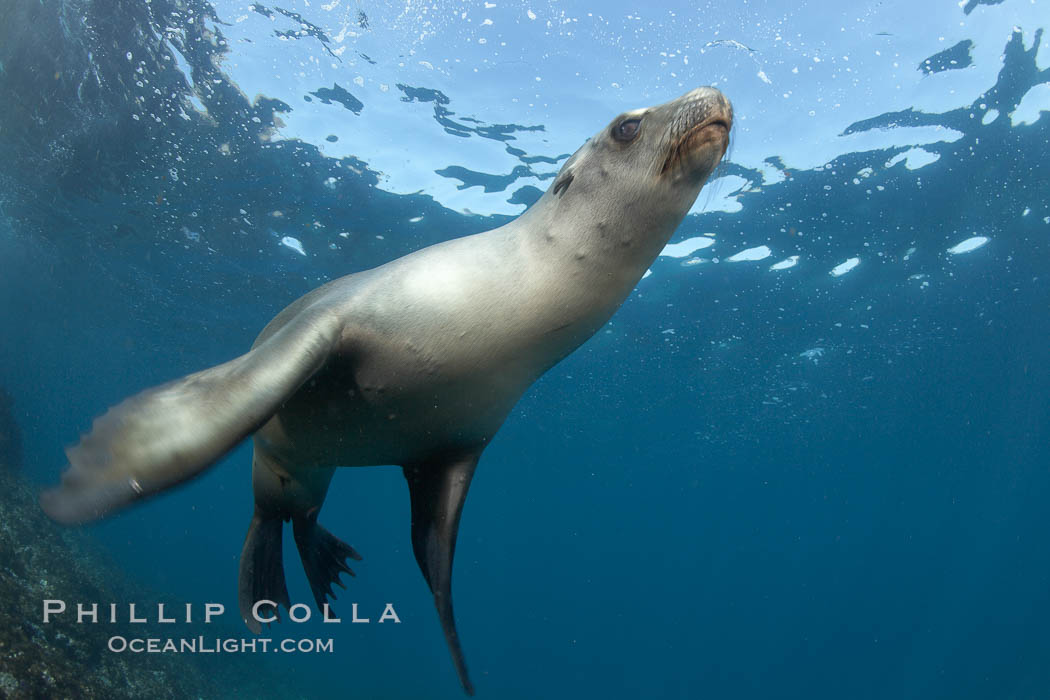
[0,412,303,699]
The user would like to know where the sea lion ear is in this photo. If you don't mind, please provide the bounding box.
[550,144,591,197]
[552,171,574,196]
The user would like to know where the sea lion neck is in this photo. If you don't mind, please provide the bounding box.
[510,180,693,284]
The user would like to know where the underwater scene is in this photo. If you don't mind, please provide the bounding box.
[1,0,1048,698]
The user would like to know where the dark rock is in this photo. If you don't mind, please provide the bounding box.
[0,467,304,699]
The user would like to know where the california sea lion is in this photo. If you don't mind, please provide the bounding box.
[41,86,732,694]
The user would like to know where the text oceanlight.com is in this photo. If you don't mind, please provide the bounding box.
[107,636,334,654]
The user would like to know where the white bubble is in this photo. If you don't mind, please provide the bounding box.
[769,256,799,271]
[830,257,860,277]
[281,236,307,256]
[727,245,772,262]
[946,236,989,255]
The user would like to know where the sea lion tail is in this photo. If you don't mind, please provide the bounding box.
[238,510,292,633]
[39,305,343,524]
[292,510,362,616]
[404,454,479,697]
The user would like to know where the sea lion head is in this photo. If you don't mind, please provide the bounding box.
[545,87,733,239]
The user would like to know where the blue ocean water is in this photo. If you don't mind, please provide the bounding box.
[1,0,1048,698]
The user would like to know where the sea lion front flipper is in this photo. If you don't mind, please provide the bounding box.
[403,454,479,697]
[40,305,344,524]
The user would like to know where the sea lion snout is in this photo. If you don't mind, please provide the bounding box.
[673,86,733,134]
[661,86,733,182]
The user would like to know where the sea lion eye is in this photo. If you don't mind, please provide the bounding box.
[613,118,641,142]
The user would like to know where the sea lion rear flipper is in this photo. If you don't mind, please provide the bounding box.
[403,454,479,697]
[292,510,363,616]
[40,305,343,524]
[238,511,292,633]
